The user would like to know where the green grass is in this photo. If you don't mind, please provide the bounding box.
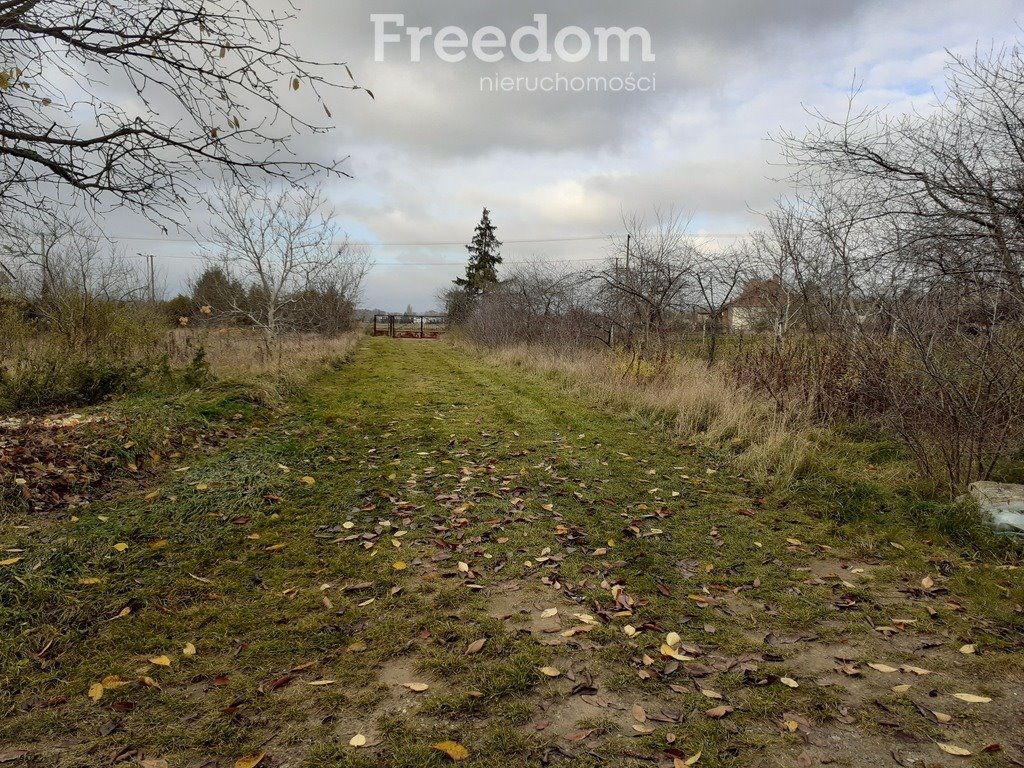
[2,338,1023,767]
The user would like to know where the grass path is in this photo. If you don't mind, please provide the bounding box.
[2,339,1023,768]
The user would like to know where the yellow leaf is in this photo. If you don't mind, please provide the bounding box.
[235,753,265,768]
[307,679,335,686]
[952,693,991,703]
[891,684,912,693]
[921,576,934,589]
[403,682,430,691]
[868,663,899,673]
[145,490,160,501]
[182,642,196,656]
[780,677,799,688]
[959,644,976,655]
[300,476,315,485]
[665,631,681,648]
[349,734,366,747]
[686,752,702,765]
[433,741,470,761]
[932,710,952,723]
[538,667,561,677]
[78,577,101,585]
[149,655,172,667]
[937,743,971,756]
[701,689,722,699]
[113,542,128,552]
[195,483,208,492]
[88,682,104,701]
[392,561,407,571]
[0,557,23,566]
[540,607,558,618]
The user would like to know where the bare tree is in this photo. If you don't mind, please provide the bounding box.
[0,0,370,226]
[592,210,696,371]
[204,183,370,354]
[1,214,149,348]
[691,246,747,365]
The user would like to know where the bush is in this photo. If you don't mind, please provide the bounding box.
[0,352,153,413]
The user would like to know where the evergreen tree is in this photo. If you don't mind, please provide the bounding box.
[455,208,502,295]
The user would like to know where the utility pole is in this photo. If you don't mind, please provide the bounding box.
[40,233,48,299]
[625,233,631,270]
[139,253,156,303]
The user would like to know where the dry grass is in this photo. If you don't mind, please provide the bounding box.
[486,343,817,488]
[164,327,364,375]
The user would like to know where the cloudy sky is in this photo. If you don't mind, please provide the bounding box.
[127,0,1022,310]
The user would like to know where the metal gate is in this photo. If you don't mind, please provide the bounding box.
[372,314,448,339]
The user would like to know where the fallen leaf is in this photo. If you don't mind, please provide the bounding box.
[780,677,799,688]
[937,743,971,756]
[149,655,172,667]
[88,682,104,701]
[433,740,470,761]
[632,704,646,723]
[665,631,681,648]
[705,705,735,718]
[403,682,430,691]
[868,663,899,674]
[307,679,336,686]
[932,710,952,723]
[235,754,265,768]
[349,734,366,747]
[140,760,170,768]
[78,577,101,585]
[952,693,991,703]
[0,557,22,566]
[891,684,912,693]
[701,689,723,699]
[300,476,316,485]
[538,667,561,678]
[113,543,128,552]
[959,644,976,655]
[392,561,408,571]
[541,607,558,618]
[465,638,487,655]
[182,642,196,657]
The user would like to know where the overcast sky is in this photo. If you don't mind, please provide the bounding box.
[123,0,1023,310]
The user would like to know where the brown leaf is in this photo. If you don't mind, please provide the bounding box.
[465,638,487,655]
[705,705,735,718]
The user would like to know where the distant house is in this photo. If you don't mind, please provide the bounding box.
[724,275,793,332]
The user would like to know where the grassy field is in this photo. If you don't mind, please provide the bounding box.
[2,338,1023,767]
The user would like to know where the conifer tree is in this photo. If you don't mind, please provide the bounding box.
[455,208,502,294]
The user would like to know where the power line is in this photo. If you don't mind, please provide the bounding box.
[68,232,751,247]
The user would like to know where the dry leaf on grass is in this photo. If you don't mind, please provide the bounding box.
[403,682,430,691]
[705,705,734,718]
[538,667,561,678]
[349,734,366,747]
[937,743,971,756]
[780,677,799,688]
[952,693,991,703]
[148,655,171,667]
[235,754,265,768]
[433,741,470,761]
[465,638,487,655]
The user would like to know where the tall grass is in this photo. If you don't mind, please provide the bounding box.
[486,344,816,489]
[164,328,363,376]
